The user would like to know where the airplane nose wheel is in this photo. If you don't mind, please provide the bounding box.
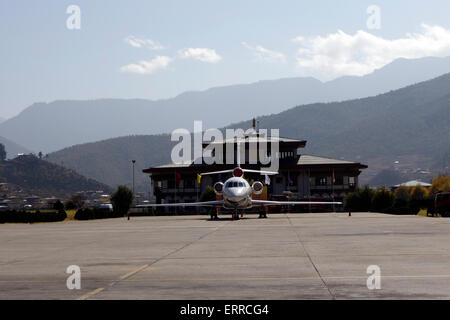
[259,209,268,219]
[233,210,240,220]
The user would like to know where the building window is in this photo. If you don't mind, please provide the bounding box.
[316,177,328,186]
[279,151,295,159]
[334,176,343,185]
[349,177,355,187]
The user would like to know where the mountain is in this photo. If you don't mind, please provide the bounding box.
[47,134,175,190]
[3,56,450,153]
[47,72,450,188]
[0,155,112,196]
[0,136,31,159]
[229,73,450,184]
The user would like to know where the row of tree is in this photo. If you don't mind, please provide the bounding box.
[344,175,450,214]
[70,185,134,220]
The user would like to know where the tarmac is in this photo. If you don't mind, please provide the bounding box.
[1,212,450,300]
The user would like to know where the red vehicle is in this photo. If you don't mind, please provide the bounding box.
[435,192,450,217]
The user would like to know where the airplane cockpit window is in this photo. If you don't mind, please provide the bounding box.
[226,181,245,188]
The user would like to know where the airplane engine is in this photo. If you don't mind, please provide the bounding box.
[252,181,264,195]
[213,182,224,195]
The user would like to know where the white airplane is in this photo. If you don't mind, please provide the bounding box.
[137,157,342,220]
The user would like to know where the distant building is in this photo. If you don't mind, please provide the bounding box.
[391,180,432,191]
[143,126,367,208]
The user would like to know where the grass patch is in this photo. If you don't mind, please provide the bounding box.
[417,209,428,216]
[417,209,441,217]
[65,209,77,221]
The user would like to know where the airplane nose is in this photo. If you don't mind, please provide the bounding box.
[225,188,247,201]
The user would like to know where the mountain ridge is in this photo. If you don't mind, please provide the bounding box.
[47,72,450,189]
[3,56,450,153]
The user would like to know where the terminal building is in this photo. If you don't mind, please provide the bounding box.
[143,125,367,209]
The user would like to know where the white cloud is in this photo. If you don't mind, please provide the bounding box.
[120,56,172,74]
[242,42,286,63]
[178,48,222,63]
[124,35,165,50]
[294,24,450,78]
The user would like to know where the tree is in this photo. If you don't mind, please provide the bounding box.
[430,175,450,195]
[38,151,43,159]
[371,186,394,212]
[344,185,375,212]
[199,186,216,214]
[200,186,216,202]
[53,200,65,211]
[0,143,6,161]
[393,186,411,207]
[111,185,134,216]
[409,185,431,214]
[70,193,86,209]
[410,186,429,201]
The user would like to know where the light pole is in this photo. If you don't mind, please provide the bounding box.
[132,160,136,204]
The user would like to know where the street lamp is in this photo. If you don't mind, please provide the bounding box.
[132,160,136,204]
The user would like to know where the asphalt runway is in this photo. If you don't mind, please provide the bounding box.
[1,212,450,300]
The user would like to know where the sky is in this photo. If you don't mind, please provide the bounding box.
[2,0,450,118]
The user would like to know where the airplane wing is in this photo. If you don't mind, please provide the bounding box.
[136,200,224,208]
[251,200,342,206]
[200,170,234,176]
[242,169,278,175]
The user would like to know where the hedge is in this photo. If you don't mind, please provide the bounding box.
[0,209,67,223]
[74,208,123,220]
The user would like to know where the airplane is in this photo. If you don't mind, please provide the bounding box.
[137,150,342,220]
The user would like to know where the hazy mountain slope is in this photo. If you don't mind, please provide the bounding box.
[230,72,450,159]
[0,155,111,196]
[47,72,450,189]
[0,136,31,159]
[3,56,450,153]
[48,135,175,189]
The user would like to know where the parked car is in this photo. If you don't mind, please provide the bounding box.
[98,203,113,212]
[435,191,450,217]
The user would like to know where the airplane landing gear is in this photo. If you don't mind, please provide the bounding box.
[210,208,219,220]
[233,210,240,220]
[259,208,268,219]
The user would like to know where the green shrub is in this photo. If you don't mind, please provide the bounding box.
[344,185,374,212]
[111,185,134,217]
[371,186,395,212]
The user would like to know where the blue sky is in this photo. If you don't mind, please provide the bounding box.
[2,0,450,118]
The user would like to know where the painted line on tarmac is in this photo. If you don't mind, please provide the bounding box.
[75,222,230,300]
[119,264,149,280]
[75,264,149,300]
[76,287,105,300]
